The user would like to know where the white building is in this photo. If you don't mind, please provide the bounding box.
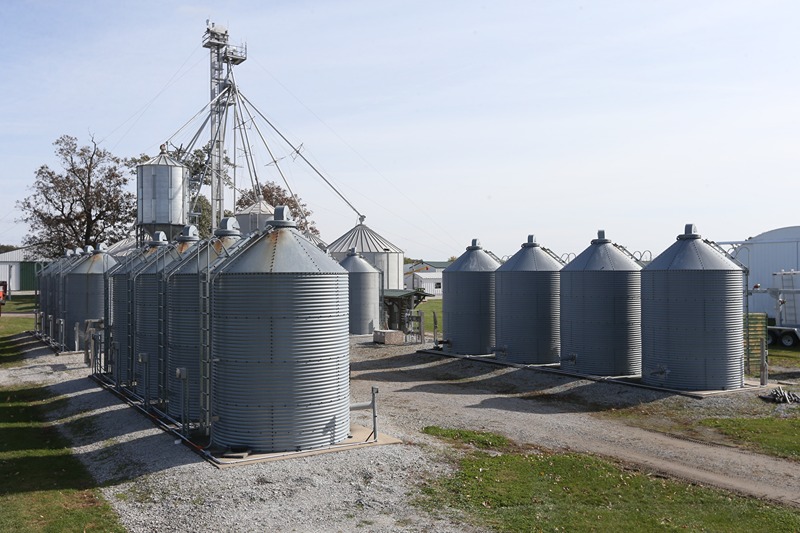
[0,249,44,291]
[409,271,442,296]
[722,226,800,319]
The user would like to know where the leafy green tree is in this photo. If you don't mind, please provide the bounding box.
[17,135,136,259]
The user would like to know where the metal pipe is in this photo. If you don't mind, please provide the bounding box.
[350,386,379,442]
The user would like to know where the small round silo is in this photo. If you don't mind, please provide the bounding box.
[495,235,563,364]
[136,146,188,241]
[560,230,642,375]
[339,247,381,334]
[443,239,500,355]
[132,226,199,402]
[166,217,244,422]
[64,245,118,351]
[107,232,169,387]
[210,207,350,453]
[642,224,744,390]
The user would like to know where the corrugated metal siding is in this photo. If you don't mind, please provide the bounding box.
[443,241,500,355]
[560,271,642,375]
[340,253,381,334]
[211,274,350,452]
[20,262,38,290]
[495,238,562,364]
[642,270,743,390]
[496,271,560,363]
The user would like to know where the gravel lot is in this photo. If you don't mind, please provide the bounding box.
[3,333,800,532]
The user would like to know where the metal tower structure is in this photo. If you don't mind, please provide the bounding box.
[202,22,247,231]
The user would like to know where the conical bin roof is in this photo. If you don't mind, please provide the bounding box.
[497,235,562,272]
[563,230,641,272]
[645,224,742,271]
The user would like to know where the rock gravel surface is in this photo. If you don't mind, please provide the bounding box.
[3,333,800,533]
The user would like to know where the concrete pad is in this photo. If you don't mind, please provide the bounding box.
[212,423,402,468]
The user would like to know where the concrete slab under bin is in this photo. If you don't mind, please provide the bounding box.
[212,423,402,468]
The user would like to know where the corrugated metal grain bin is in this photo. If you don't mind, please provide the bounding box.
[328,221,404,289]
[49,248,85,347]
[37,251,72,338]
[339,248,381,334]
[106,233,169,387]
[443,238,500,355]
[495,235,563,363]
[64,245,117,351]
[642,224,744,390]
[560,230,642,375]
[132,226,199,402]
[165,218,244,422]
[210,207,350,453]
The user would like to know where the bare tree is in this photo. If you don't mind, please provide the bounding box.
[17,135,137,258]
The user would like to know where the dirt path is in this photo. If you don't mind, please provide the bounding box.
[349,345,800,508]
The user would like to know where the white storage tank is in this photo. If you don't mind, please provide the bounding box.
[137,146,188,241]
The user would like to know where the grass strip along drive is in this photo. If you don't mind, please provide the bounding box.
[419,426,800,532]
[0,319,124,532]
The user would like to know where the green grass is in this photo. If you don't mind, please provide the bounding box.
[422,426,509,449]
[0,317,36,368]
[0,320,125,532]
[0,385,125,532]
[766,345,800,369]
[418,426,800,532]
[700,417,800,460]
[416,299,443,336]
[2,294,36,314]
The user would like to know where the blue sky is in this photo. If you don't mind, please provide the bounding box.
[2,1,799,260]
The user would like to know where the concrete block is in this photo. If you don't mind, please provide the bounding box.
[373,329,404,345]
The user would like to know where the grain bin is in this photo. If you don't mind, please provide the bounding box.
[495,235,563,363]
[328,220,404,289]
[37,250,73,339]
[132,226,199,403]
[165,217,244,422]
[136,146,188,241]
[64,245,117,351]
[106,232,169,387]
[642,224,744,390]
[49,248,85,348]
[210,207,350,452]
[234,199,274,235]
[560,230,642,375]
[443,238,500,355]
[339,248,381,334]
